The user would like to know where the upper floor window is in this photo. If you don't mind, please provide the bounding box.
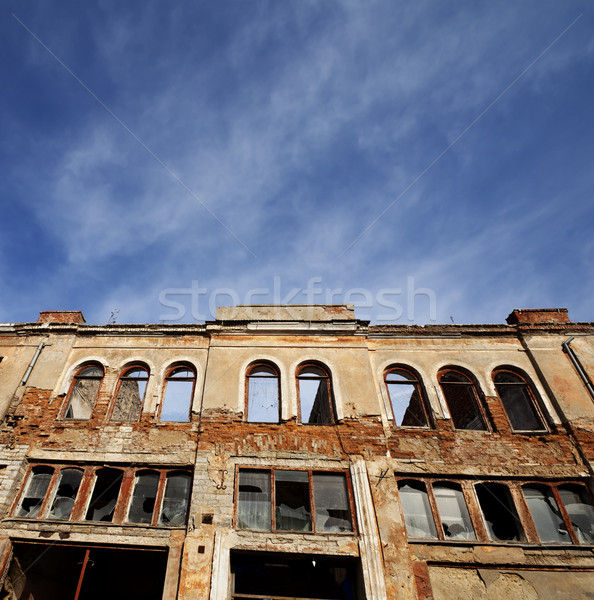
[246,363,280,423]
[297,363,334,424]
[236,468,354,534]
[111,365,149,421]
[161,365,196,422]
[438,369,487,430]
[64,364,104,419]
[493,369,547,432]
[385,366,432,428]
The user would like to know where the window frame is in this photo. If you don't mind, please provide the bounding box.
[492,368,548,433]
[61,363,104,420]
[234,466,357,535]
[437,367,489,431]
[12,463,192,528]
[296,362,335,425]
[109,364,150,422]
[245,361,281,423]
[384,365,433,429]
[159,363,197,422]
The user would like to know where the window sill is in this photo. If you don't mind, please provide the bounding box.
[4,517,187,530]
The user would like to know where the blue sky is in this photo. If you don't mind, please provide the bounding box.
[1,1,593,325]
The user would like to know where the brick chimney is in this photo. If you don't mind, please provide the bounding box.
[506,308,570,325]
[38,311,86,325]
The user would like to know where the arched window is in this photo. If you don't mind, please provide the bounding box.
[64,364,103,419]
[385,366,431,427]
[438,369,487,430]
[297,363,334,424]
[111,366,149,421]
[493,369,547,431]
[246,363,280,423]
[161,365,196,422]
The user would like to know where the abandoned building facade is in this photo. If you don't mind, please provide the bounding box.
[0,304,593,599]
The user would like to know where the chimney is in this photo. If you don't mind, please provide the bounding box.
[506,308,570,325]
[38,311,86,325]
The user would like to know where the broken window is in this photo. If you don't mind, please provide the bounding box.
[433,482,476,540]
[438,369,487,430]
[161,365,196,422]
[523,484,569,543]
[297,364,334,424]
[64,364,103,419]
[237,468,354,533]
[159,471,192,526]
[128,470,160,524]
[397,480,438,539]
[16,466,54,518]
[111,365,149,421]
[85,468,123,522]
[493,370,547,431]
[385,366,431,427]
[47,468,83,520]
[246,363,280,423]
[558,484,594,543]
[475,482,523,542]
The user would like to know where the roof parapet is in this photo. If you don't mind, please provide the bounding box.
[506,308,570,325]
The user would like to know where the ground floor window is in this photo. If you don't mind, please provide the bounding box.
[231,552,359,600]
[2,542,168,600]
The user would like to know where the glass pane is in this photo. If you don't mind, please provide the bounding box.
[299,378,332,424]
[441,383,486,430]
[128,471,160,524]
[275,470,311,531]
[237,470,271,530]
[398,481,437,539]
[475,483,523,542]
[65,377,100,419]
[249,365,277,377]
[78,366,103,378]
[386,369,416,382]
[168,368,194,378]
[47,469,83,520]
[159,472,191,526]
[523,485,570,543]
[313,472,353,532]
[494,372,523,385]
[299,366,326,378]
[440,371,471,383]
[559,485,594,543]
[247,376,279,422]
[434,483,475,539]
[497,385,545,431]
[17,468,53,518]
[125,368,148,379]
[387,381,428,427]
[85,469,123,522]
[112,379,146,421]
[161,380,193,422]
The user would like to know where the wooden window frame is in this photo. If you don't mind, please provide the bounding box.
[61,363,105,420]
[159,364,197,422]
[245,361,281,423]
[109,364,150,422]
[384,365,433,429]
[296,362,335,425]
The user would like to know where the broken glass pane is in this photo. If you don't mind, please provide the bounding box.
[47,468,83,520]
[440,371,486,430]
[237,470,271,530]
[85,468,123,522]
[523,485,570,543]
[128,471,160,524]
[559,485,594,543]
[386,369,428,427]
[161,368,194,422]
[275,470,312,531]
[17,467,53,518]
[65,367,102,419]
[494,372,545,431]
[313,472,353,532]
[159,472,191,526]
[475,482,523,542]
[247,365,279,423]
[112,368,148,421]
[433,483,475,540]
[398,481,437,539]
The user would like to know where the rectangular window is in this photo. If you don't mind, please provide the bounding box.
[13,464,192,528]
[236,468,354,534]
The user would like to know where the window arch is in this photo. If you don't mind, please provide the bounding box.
[160,364,196,422]
[296,363,334,424]
[63,363,104,419]
[493,368,547,431]
[246,362,280,423]
[384,366,432,428]
[111,365,149,422]
[438,368,487,430]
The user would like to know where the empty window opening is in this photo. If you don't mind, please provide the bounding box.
[246,363,280,423]
[85,468,123,522]
[397,480,437,539]
[475,482,523,542]
[297,365,334,424]
[64,365,103,419]
[494,370,546,431]
[433,482,476,540]
[2,542,168,600]
[558,484,594,544]
[231,552,360,600]
[159,471,192,526]
[112,366,148,421]
[385,367,431,427]
[438,370,487,430]
[128,470,160,524]
[47,468,83,520]
[161,365,195,422]
[523,484,569,543]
